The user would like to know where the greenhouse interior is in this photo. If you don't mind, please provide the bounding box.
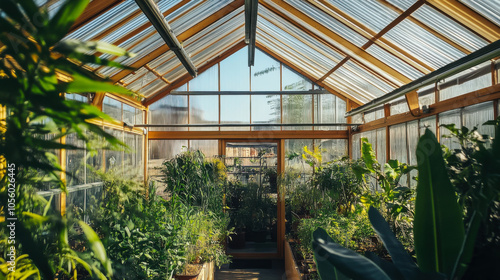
[1,0,500,279]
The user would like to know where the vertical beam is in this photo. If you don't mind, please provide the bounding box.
[384,104,391,162]
[278,139,286,259]
[59,132,67,216]
[346,100,353,159]
[143,109,149,188]
[92,92,106,111]
[246,0,258,66]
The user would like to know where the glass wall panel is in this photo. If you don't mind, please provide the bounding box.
[376,128,386,166]
[407,121,419,188]
[439,62,491,101]
[285,139,314,178]
[148,140,188,183]
[251,50,280,91]
[189,140,218,158]
[220,48,250,91]
[439,109,461,150]
[102,96,122,121]
[188,64,218,91]
[390,123,408,186]
[282,94,312,130]
[352,133,361,160]
[282,66,312,91]
[221,95,250,131]
[123,104,135,125]
[66,133,86,187]
[148,95,188,131]
[189,95,218,131]
[315,94,345,130]
[419,116,436,135]
[314,139,348,163]
[251,95,280,130]
[462,102,495,139]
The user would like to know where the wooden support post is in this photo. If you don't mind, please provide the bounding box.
[384,104,391,162]
[59,132,67,216]
[143,109,149,189]
[278,139,286,259]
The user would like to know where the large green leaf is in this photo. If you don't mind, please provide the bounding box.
[65,73,137,97]
[79,221,113,276]
[368,207,420,279]
[414,129,464,276]
[361,138,377,173]
[313,228,390,280]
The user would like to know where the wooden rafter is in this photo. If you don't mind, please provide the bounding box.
[70,0,125,32]
[144,40,247,106]
[377,0,474,54]
[309,0,433,80]
[110,0,245,83]
[261,0,412,86]
[256,42,362,107]
[426,0,500,43]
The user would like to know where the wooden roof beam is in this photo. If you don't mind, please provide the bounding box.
[426,0,500,43]
[261,0,412,86]
[110,0,245,83]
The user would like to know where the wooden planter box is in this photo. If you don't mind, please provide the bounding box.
[284,241,302,280]
[174,262,215,280]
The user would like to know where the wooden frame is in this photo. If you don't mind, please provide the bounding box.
[148,130,348,140]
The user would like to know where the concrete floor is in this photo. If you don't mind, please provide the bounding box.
[215,260,286,280]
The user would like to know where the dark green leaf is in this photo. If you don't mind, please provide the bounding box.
[414,129,464,275]
[313,228,390,280]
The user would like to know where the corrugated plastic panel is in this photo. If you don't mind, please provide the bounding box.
[412,4,488,51]
[260,6,344,63]
[163,64,188,82]
[257,32,324,80]
[257,17,339,75]
[191,28,245,67]
[386,0,417,11]
[65,1,139,41]
[324,0,400,33]
[169,0,233,34]
[121,67,149,86]
[366,44,424,80]
[460,0,500,27]
[287,0,368,47]
[384,18,466,69]
[139,78,168,97]
[126,71,157,92]
[323,75,372,104]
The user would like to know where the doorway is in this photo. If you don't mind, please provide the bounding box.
[222,140,284,259]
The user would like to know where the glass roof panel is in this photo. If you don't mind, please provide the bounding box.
[126,71,158,92]
[412,4,488,51]
[324,0,400,33]
[257,17,340,76]
[323,76,371,105]
[366,44,424,80]
[386,0,418,11]
[65,1,139,41]
[121,67,149,85]
[383,18,466,69]
[138,78,168,97]
[259,7,344,63]
[286,0,368,47]
[257,34,324,80]
[169,0,233,34]
[460,0,500,26]
[191,27,245,67]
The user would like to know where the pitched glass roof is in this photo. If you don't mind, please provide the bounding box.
[41,0,500,105]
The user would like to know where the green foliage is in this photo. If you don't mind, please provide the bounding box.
[0,0,137,278]
[353,138,415,244]
[162,150,225,213]
[297,211,374,259]
[312,128,500,280]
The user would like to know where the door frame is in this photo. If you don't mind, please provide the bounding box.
[220,139,285,259]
